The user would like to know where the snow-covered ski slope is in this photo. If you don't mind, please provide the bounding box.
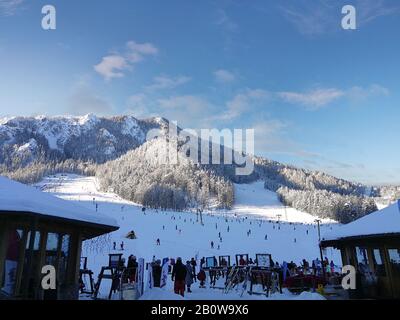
[233,182,335,223]
[35,174,341,300]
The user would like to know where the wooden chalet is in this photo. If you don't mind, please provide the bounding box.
[0,176,119,300]
[321,201,400,299]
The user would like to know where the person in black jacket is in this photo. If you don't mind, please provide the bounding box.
[127,255,138,283]
[152,260,162,287]
[172,257,187,297]
[190,258,197,282]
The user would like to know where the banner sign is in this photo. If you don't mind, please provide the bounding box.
[136,258,145,297]
[160,258,169,288]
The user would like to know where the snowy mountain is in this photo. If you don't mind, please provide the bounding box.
[0,114,389,222]
[0,114,166,165]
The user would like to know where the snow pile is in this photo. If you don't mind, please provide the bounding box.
[322,201,400,241]
[0,176,118,228]
[139,288,186,301]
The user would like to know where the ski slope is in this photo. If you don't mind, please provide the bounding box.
[35,174,341,300]
[233,182,335,223]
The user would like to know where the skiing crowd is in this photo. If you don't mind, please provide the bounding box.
[110,252,340,298]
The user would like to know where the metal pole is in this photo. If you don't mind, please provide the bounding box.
[315,219,326,278]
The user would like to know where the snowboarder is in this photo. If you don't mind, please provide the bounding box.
[172,258,187,297]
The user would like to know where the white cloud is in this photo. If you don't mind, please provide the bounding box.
[278,85,389,109]
[218,89,269,121]
[214,69,236,83]
[279,0,400,36]
[0,0,24,16]
[278,88,345,109]
[157,95,215,127]
[94,40,158,81]
[94,55,129,81]
[347,84,389,101]
[145,75,191,91]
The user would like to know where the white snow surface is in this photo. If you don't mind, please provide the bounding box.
[322,200,400,241]
[233,182,335,223]
[35,174,340,300]
[0,176,118,228]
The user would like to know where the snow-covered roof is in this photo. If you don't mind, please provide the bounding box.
[0,176,118,229]
[322,200,400,241]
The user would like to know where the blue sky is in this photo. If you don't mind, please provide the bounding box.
[0,0,400,185]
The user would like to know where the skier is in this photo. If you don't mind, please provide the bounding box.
[227,226,230,232]
[265,234,268,240]
[127,255,138,283]
[185,261,194,293]
[152,260,162,287]
[156,238,160,246]
[330,260,335,273]
[190,258,197,281]
[211,241,214,249]
[172,258,187,297]
[95,203,98,212]
[113,241,116,250]
[197,269,206,288]
[200,257,205,269]
[120,241,124,250]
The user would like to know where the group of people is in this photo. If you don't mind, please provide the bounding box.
[170,257,207,296]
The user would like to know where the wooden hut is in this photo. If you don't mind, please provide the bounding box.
[320,201,400,299]
[0,176,119,300]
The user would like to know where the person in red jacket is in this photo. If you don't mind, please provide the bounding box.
[171,257,187,297]
[197,269,206,288]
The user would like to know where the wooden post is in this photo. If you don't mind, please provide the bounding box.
[67,232,82,300]
[36,231,48,300]
[0,222,9,290]
[15,228,28,297]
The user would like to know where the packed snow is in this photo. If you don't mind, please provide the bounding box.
[233,182,335,224]
[0,176,118,228]
[35,174,341,300]
[322,200,400,241]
